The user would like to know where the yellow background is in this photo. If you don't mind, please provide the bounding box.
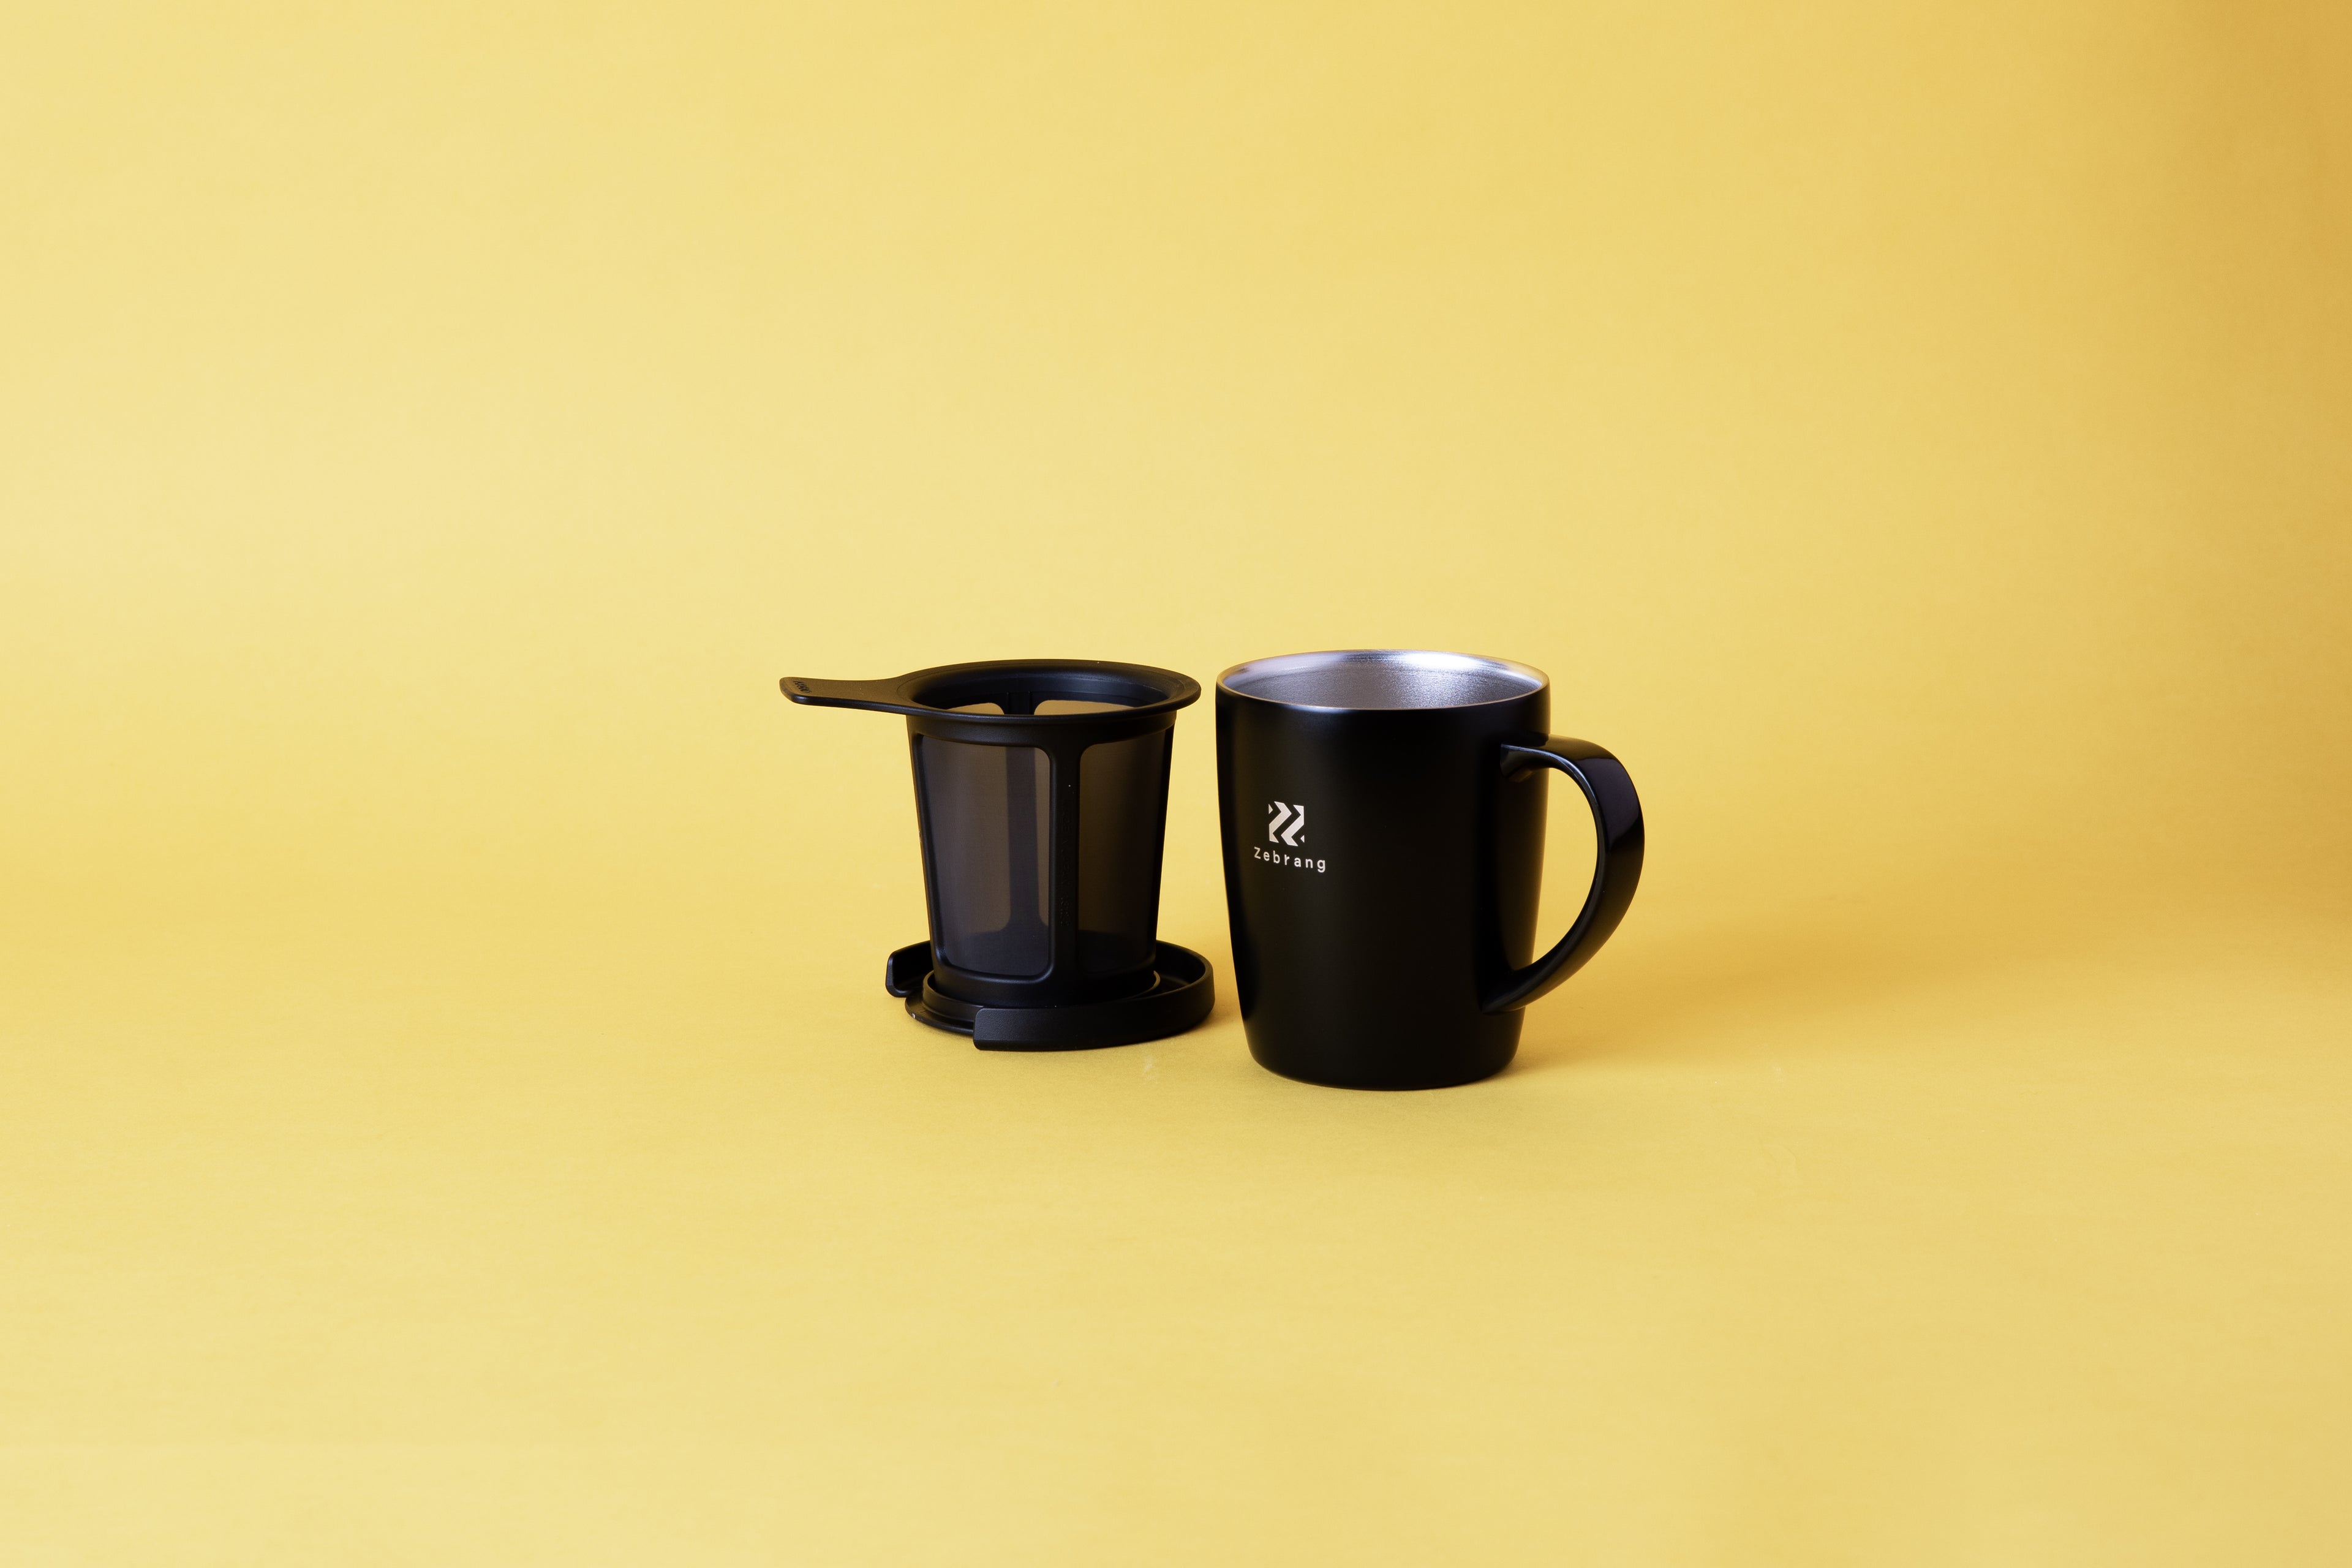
[3,1,2348,1561]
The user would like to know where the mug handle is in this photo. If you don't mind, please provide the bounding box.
[1481,737,1645,1014]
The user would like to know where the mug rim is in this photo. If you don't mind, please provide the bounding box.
[1216,649,1548,714]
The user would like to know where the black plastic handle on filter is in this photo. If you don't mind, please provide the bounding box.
[780,675,925,716]
[1482,737,1645,1014]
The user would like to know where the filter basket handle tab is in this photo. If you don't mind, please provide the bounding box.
[780,674,925,716]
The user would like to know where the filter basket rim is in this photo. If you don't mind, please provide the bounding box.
[783,658,1199,722]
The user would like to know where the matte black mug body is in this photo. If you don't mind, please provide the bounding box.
[1216,651,1643,1090]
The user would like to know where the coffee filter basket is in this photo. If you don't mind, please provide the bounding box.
[782,659,1213,1049]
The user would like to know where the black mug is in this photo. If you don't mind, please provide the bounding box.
[1215,650,1644,1088]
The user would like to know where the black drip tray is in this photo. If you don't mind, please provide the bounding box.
[881,941,1215,1051]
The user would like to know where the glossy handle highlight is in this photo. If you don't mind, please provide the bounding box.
[1482,736,1644,1013]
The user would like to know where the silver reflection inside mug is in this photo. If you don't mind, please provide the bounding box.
[1218,649,1548,710]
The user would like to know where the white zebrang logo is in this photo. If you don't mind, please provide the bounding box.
[1256,801,1325,873]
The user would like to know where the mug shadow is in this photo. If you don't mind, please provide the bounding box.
[1507,895,2069,1075]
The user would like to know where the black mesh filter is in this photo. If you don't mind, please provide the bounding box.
[916,737,1052,978]
[782,659,1213,1049]
[1076,726,1169,976]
